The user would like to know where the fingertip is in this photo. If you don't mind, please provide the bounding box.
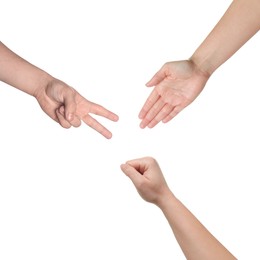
[113,114,119,122]
[162,118,170,123]
[138,111,144,119]
[120,163,130,176]
[105,132,113,139]
[60,106,74,122]
[63,91,77,120]
[63,124,72,129]
[139,121,146,129]
[120,163,126,170]
[67,113,74,122]
[108,113,119,122]
[145,76,155,86]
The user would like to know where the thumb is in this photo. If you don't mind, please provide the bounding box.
[146,67,166,87]
[120,163,143,187]
[63,91,77,122]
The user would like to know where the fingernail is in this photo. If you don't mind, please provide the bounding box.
[67,113,73,121]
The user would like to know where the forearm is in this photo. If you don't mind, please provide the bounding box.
[0,42,53,97]
[158,192,236,260]
[190,0,260,75]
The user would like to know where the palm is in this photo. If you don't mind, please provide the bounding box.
[139,60,209,128]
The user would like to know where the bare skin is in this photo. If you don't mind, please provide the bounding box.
[121,157,237,260]
[139,0,260,128]
[0,42,119,138]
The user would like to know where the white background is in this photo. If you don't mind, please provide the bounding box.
[0,0,259,259]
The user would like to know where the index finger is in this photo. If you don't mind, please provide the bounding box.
[125,157,156,173]
[138,89,160,119]
[89,103,119,122]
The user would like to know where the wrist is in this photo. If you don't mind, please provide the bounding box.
[155,188,175,209]
[189,54,215,78]
[33,72,54,99]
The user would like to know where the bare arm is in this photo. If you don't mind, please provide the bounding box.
[121,157,237,260]
[0,41,51,96]
[0,42,119,138]
[191,0,260,75]
[159,192,236,260]
[139,0,260,128]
